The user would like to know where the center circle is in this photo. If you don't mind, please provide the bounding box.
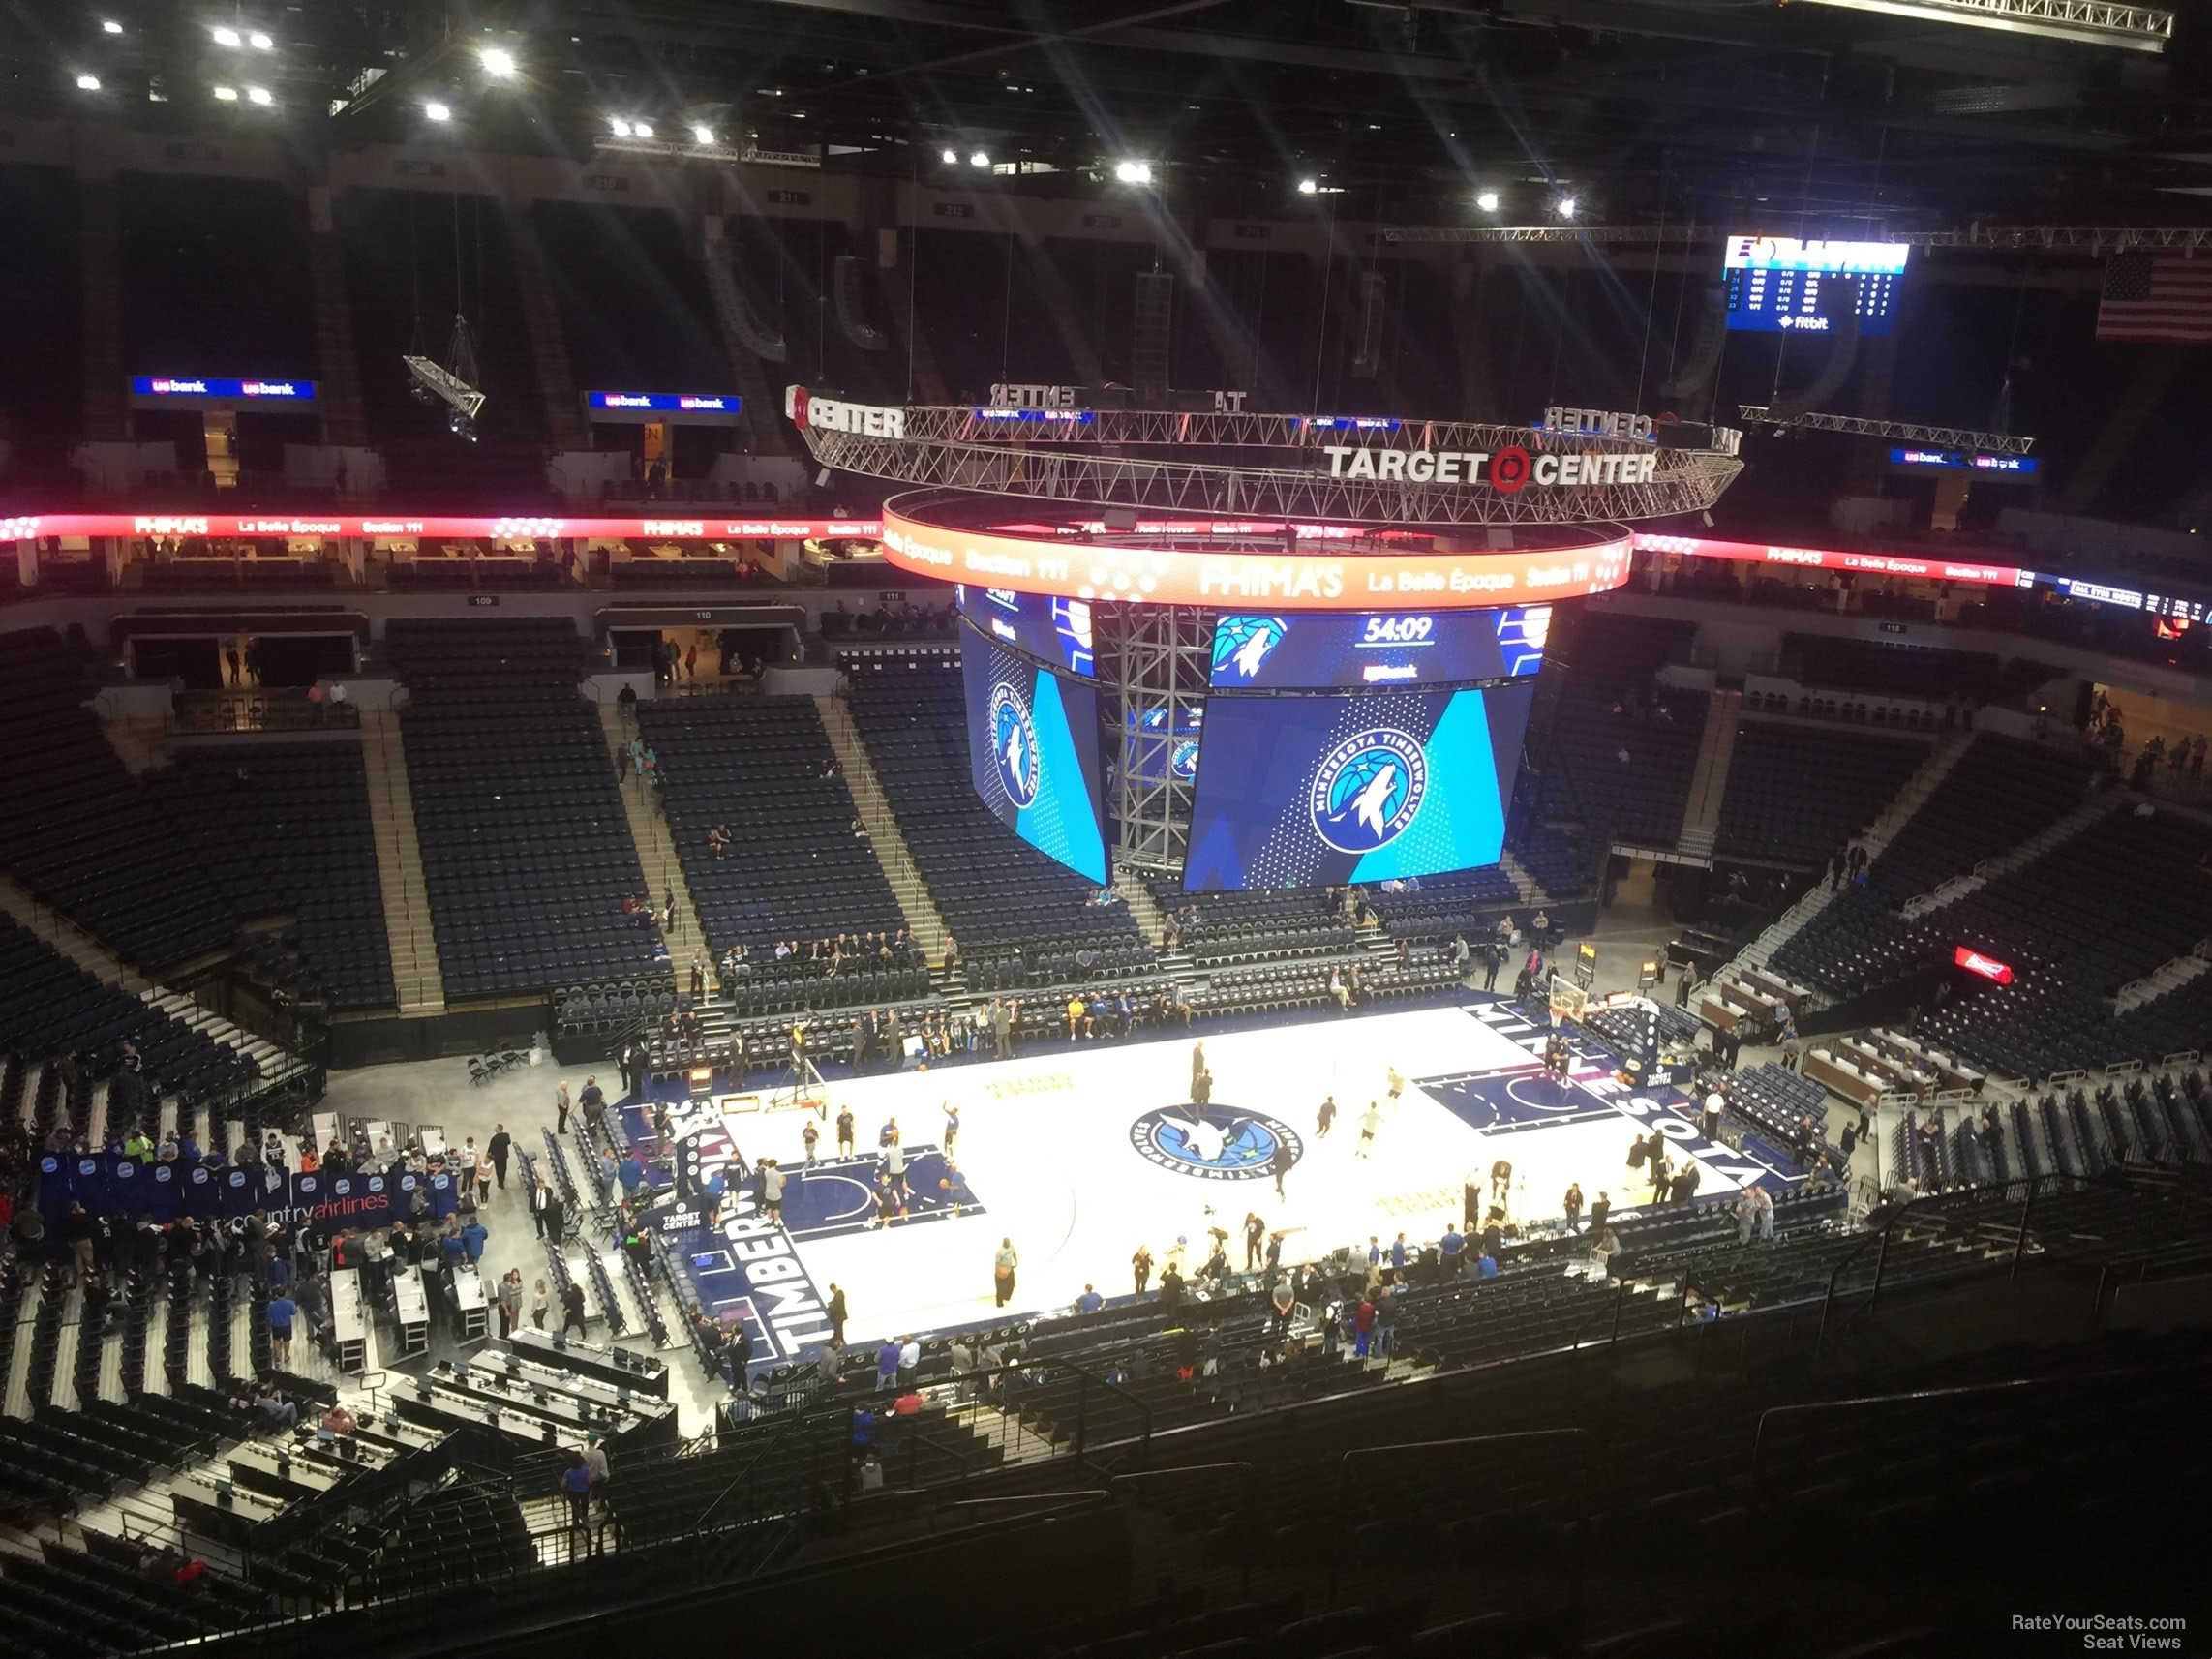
[1129,1105,1305,1181]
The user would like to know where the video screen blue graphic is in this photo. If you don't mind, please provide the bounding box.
[1124,704,1205,785]
[1209,607,1548,690]
[955,585,1096,677]
[960,623,1108,883]
[1182,683,1535,890]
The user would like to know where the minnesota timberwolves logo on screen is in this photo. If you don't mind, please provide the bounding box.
[1212,615,1288,681]
[988,682,1041,808]
[1131,1108,1303,1181]
[1310,728,1428,853]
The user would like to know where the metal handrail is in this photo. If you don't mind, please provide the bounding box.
[1809,1163,2212,1358]
[689,1403,834,1536]
[1811,1173,2053,1357]
[1331,1429,1591,1609]
[1748,1357,2212,1515]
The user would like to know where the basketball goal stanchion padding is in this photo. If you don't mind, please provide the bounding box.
[673,1121,711,1201]
[773,1022,830,1115]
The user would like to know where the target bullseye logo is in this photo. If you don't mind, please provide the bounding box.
[1490,445,1532,495]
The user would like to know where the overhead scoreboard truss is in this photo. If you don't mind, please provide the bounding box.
[784,387,1742,533]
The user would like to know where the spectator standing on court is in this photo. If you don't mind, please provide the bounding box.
[487,1124,512,1191]
[993,1238,1019,1307]
[261,1282,297,1365]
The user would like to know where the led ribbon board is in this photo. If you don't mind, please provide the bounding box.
[883,497,1631,612]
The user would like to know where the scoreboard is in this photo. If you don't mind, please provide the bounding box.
[1724,235,1910,336]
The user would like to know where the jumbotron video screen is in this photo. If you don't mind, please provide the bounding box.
[958,622,1110,884]
[1181,681,1535,890]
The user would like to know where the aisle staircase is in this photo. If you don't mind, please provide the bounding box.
[1675,688,1743,864]
[704,225,801,462]
[360,709,446,1016]
[507,212,588,452]
[812,695,953,964]
[1113,871,1171,950]
[1864,728,1977,858]
[1497,851,1551,907]
[2115,943,2212,1015]
[1700,727,1979,1015]
[0,874,149,993]
[595,703,709,965]
[78,175,128,441]
[1902,791,2126,920]
[305,194,370,448]
[97,709,171,778]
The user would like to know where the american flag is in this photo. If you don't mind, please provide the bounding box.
[2096,254,2212,345]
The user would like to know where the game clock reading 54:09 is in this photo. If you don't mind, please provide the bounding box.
[1361,616,1435,645]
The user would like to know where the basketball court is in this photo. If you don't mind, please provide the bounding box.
[649,995,1806,1364]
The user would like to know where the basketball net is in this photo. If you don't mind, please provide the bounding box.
[1547,973,1589,1023]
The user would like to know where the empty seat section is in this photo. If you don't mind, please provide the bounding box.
[632,695,906,952]
[386,618,662,999]
[146,743,396,1008]
[0,628,236,969]
[1714,722,1927,866]
[0,166,83,481]
[1531,613,1704,848]
[117,172,316,383]
[841,651,1148,977]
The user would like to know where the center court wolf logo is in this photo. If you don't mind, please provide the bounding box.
[988,681,1041,808]
[1131,1108,1304,1181]
[1212,615,1288,681]
[1310,728,1428,853]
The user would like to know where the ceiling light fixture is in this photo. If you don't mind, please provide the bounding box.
[102,19,123,34]
[247,85,271,106]
[211,26,240,47]
[1475,189,1500,213]
[633,120,654,138]
[1297,177,1318,195]
[968,150,988,167]
[213,84,238,101]
[1113,160,1152,185]
[941,148,957,164]
[610,117,632,137]
[482,47,516,77]
[692,123,714,145]
[425,102,450,122]
[1555,196,1577,218]
[76,73,101,91]
[249,30,272,50]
